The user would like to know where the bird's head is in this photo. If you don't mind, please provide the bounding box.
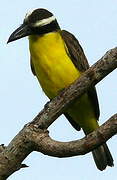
[7,8,60,43]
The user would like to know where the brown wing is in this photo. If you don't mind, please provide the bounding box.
[61,30,100,126]
[64,113,81,131]
[30,57,36,76]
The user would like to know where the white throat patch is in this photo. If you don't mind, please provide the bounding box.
[33,16,56,27]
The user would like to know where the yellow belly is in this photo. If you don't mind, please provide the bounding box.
[29,32,81,98]
[29,32,99,133]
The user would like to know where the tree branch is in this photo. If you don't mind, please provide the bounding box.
[0,47,117,179]
[31,47,117,129]
[33,114,117,157]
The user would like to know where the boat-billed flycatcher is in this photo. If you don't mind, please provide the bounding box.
[7,8,114,170]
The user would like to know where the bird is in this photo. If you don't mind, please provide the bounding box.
[7,8,114,170]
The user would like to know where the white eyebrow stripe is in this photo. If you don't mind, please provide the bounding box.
[33,16,56,27]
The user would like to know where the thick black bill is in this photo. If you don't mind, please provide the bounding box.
[7,24,32,43]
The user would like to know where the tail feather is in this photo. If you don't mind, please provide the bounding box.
[103,144,114,167]
[92,143,114,171]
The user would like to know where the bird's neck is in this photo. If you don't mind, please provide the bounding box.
[28,31,65,55]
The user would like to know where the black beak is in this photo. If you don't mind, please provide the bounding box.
[7,24,32,43]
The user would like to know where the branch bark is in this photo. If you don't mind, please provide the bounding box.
[0,47,117,179]
[34,114,117,157]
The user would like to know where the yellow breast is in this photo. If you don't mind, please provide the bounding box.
[29,32,81,99]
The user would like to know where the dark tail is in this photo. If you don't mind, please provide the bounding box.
[92,143,114,171]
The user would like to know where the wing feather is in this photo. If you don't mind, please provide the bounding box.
[30,57,36,76]
[61,30,100,124]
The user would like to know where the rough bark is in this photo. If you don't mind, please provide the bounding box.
[0,47,117,179]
